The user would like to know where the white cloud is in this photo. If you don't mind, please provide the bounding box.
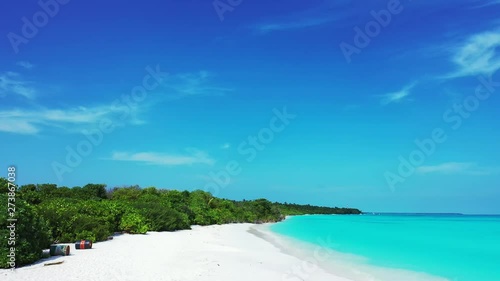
[220,143,231,149]
[0,72,36,99]
[163,71,232,98]
[0,120,39,135]
[16,61,34,69]
[379,83,416,105]
[472,0,500,9]
[0,104,143,135]
[0,69,226,135]
[417,162,499,175]
[250,0,350,34]
[446,30,500,78]
[109,150,214,166]
[254,17,336,33]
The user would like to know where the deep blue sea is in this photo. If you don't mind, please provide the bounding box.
[270,214,500,281]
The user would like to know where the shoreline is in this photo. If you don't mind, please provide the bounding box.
[1,220,449,281]
[0,223,351,281]
[260,218,449,281]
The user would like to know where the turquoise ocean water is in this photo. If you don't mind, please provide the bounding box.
[270,214,500,281]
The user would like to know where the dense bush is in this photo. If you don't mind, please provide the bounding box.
[37,199,125,242]
[0,194,51,268]
[188,190,214,225]
[131,199,190,232]
[109,186,142,201]
[208,199,237,224]
[0,178,8,193]
[119,212,149,234]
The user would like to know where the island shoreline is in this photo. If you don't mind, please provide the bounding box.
[1,223,353,281]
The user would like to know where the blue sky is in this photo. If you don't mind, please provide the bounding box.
[1,0,500,214]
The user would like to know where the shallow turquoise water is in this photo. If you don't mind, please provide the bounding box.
[270,214,500,281]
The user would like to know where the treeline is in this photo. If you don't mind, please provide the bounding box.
[0,179,360,268]
[275,202,362,215]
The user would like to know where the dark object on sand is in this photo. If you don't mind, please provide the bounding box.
[49,245,70,256]
[75,240,93,249]
[42,249,50,258]
[107,236,114,240]
[44,261,64,266]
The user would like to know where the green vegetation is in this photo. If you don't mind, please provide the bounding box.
[0,179,361,268]
[1,178,52,268]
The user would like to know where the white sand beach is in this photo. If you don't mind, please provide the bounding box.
[1,224,352,281]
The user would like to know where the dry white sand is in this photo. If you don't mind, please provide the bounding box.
[1,223,353,281]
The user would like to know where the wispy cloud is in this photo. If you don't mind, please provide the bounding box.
[0,72,36,99]
[16,61,34,69]
[0,69,229,135]
[254,17,336,34]
[472,0,500,9]
[445,30,500,78]
[0,120,39,135]
[220,143,231,149]
[250,0,350,34]
[379,83,417,105]
[417,162,500,175]
[108,150,214,166]
[0,104,143,135]
[163,71,232,98]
